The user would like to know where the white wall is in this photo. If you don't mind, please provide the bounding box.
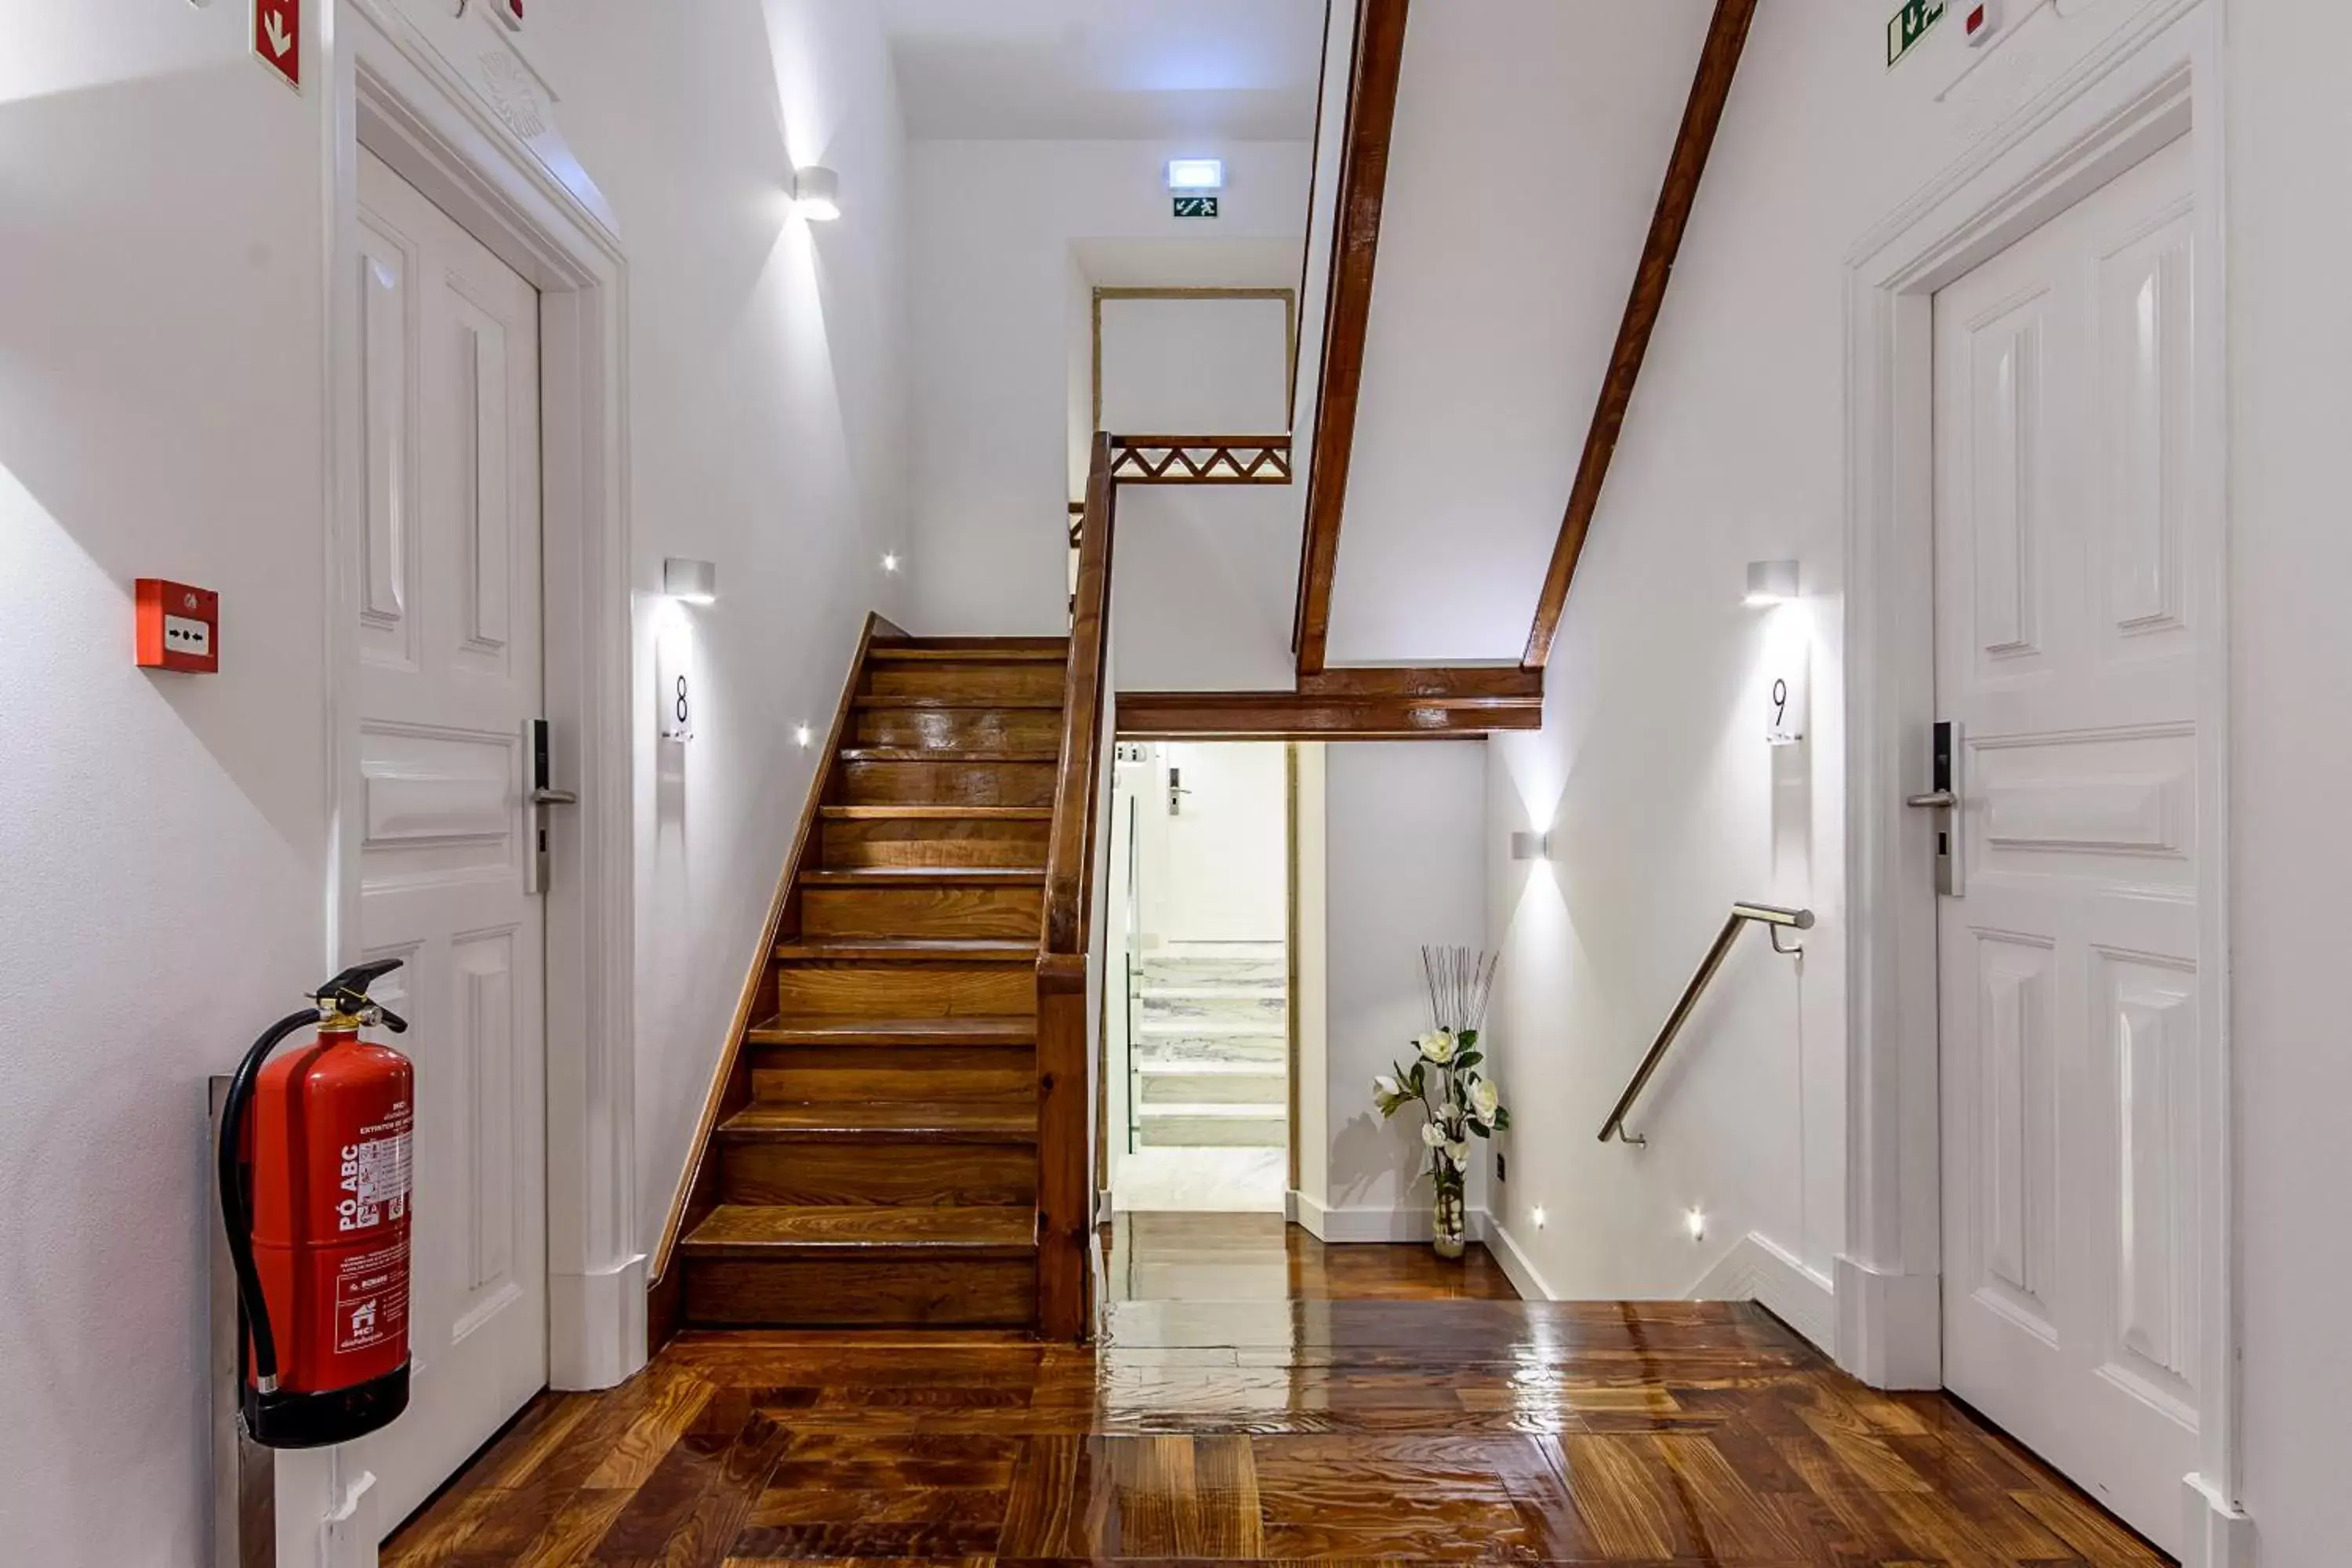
[0,1,907,1561]
[1102,292,1303,691]
[1138,742,1289,945]
[1468,0,2213,1311]
[906,138,1310,637]
[0,7,331,1560]
[535,0,914,1267]
[2227,2,2352,1558]
[1316,743,1490,1237]
[1327,0,1715,665]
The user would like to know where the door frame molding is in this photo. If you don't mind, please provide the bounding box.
[1839,2,2245,1557]
[325,0,641,1410]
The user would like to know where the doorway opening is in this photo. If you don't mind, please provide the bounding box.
[1102,741,1297,1216]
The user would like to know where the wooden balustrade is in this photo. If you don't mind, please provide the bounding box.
[1107,435,1293,485]
[1036,431,1117,1340]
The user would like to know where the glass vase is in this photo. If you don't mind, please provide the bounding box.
[1432,1182,1467,1260]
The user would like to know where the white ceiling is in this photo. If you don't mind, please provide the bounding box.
[878,0,1329,142]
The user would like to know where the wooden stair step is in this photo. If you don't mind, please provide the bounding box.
[836,750,1062,766]
[773,938,1033,964]
[681,1204,1034,1259]
[747,1015,1039,1047]
[851,695,1065,710]
[869,646,1068,663]
[718,1101,1036,1142]
[819,805,1053,821]
[800,866,1046,885]
[887,637,1067,654]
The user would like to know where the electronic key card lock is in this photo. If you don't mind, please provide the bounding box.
[1906,720,1963,896]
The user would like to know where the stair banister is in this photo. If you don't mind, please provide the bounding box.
[1599,901,1813,1148]
[1036,430,1117,1339]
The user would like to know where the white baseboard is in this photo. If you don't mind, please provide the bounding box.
[550,1251,648,1391]
[1692,1232,1837,1356]
[1290,1189,1491,1245]
[2179,1474,2256,1568]
[1483,1218,1559,1301]
[1833,1253,1944,1389]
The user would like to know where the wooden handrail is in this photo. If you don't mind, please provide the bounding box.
[1036,431,1117,1340]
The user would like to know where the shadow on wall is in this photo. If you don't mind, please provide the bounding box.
[1330,1109,1428,1209]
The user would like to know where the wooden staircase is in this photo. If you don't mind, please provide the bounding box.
[654,624,1073,1331]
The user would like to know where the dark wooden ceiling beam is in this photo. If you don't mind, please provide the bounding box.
[1521,0,1759,671]
[1293,0,1410,678]
[1119,667,1541,742]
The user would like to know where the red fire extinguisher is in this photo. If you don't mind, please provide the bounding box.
[217,960,415,1449]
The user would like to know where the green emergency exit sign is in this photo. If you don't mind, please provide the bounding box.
[1888,0,1946,67]
[1174,195,1220,220]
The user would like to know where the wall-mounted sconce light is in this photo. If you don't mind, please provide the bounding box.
[1165,158,1225,194]
[1744,559,1799,607]
[1686,1207,1708,1243]
[789,165,841,222]
[1510,830,1552,862]
[663,557,717,604]
[794,724,813,750]
[881,553,901,574]
[1530,1206,1548,1230]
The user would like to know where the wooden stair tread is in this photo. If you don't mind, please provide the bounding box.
[800,866,1046,885]
[869,647,1067,663]
[747,1015,1039,1047]
[892,636,1066,652]
[851,695,1066,710]
[819,804,1053,821]
[837,749,1061,764]
[773,938,1035,963]
[682,1204,1035,1258]
[720,1102,1038,1142]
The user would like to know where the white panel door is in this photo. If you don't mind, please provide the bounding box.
[352,149,548,1533]
[1933,137,2198,1552]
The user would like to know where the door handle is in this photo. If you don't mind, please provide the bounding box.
[524,719,575,895]
[1918,720,1962,897]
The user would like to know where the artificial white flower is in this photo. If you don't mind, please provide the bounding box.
[1420,1122,1445,1149]
[1374,1074,1401,1099]
[1470,1080,1500,1123]
[1418,1029,1458,1065]
[1443,1141,1471,1171]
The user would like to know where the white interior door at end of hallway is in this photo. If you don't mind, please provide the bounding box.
[1931,136,2198,1553]
[351,148,549,1534]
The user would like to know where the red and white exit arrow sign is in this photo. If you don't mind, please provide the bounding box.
[253,0,300,91]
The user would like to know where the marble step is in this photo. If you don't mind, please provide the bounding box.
[1134,1104,1288,1148]
[1132,1022,1287,1065]
[1138,956,1287,986]
[1137,988,1287,1028]
[1135,1061,1287,1106]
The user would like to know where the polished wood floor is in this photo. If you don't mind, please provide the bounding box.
[387,1215,2169,1566]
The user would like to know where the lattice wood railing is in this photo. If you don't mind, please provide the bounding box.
[1107,434,1293,485]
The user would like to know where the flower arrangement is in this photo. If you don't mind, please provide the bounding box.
[1373,946,1508,1258]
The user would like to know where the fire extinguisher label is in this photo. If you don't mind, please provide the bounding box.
[338,1125,412,1232]
[334,1241,411,1355]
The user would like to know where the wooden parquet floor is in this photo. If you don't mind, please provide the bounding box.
[385,1218,2169,1566]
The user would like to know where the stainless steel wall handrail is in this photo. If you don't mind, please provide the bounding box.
[1598,902,1814,1147]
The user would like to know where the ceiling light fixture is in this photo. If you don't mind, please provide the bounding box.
[790,165,841,221]
[1165,158,1225,194]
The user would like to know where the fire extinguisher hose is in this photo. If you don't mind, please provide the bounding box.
[216,1008,328,1393]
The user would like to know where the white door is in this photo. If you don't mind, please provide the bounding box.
[352,149,549,1532]
[1933,136,2198,1552]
